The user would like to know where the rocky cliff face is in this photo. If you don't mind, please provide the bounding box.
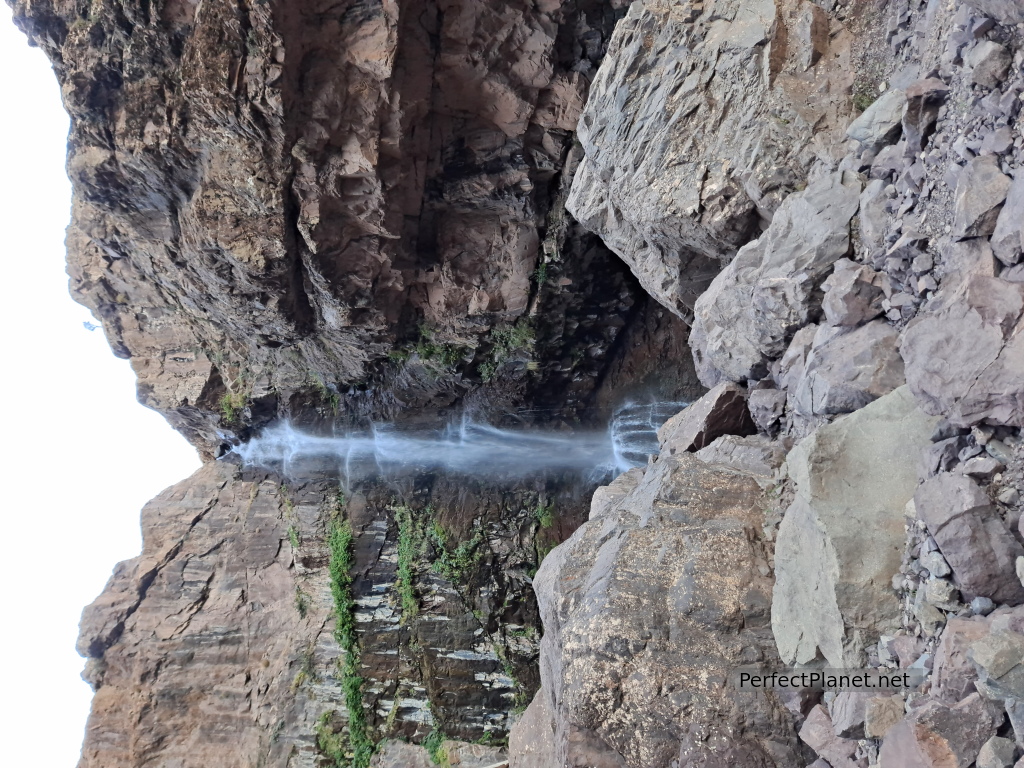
[11,0,649,455]
[13,0,1024,766]
[510,0,1024,766]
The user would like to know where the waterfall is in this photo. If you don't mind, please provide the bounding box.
[232,400,688,483]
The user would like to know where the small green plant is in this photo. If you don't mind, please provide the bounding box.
[494,644,530,714]
[219,391,247,423]
[413,325,465,369]
[532,260,549,286]
[323,518,375,767]
[292,645,317,690]
[479,318,536,382]
[311,373,340,414]
[430,522,483,585]
[294,586,310,619]
[853,89,876,112]
[315,711,349,766]
[422,728,450,767]
[288,525,301,550]
[534,501,555,530]
[394,506,422,623]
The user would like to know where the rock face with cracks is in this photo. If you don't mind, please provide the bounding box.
[8,0,630,454]
[690,172,862,387]
[566,0,858,322]
[772,387,938,668]
[513,456,807,768]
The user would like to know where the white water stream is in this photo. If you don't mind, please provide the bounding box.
[232,401,687,483]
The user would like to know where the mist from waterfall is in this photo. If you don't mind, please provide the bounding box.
[232,400,688,484]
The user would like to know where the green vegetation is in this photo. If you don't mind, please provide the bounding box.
[423,728,450,767]
[219,391,248,423]
[318,518,374,768]
[311,373,341,414]
[292,645,318,691]
[288,524,301,550]
[853,89,876,112]
[533,501,555,530]
[413,326,465,369]
[494,644,530,714]
[532,260,550,286]
[479,319,536,382]
[430,521,483,585]
[294,586,310,619]
[394,506,422,623]
[316,712,349,765]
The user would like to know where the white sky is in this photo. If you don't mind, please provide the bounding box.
[0,8,202,766]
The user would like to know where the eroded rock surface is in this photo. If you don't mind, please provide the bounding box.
[773,387,938,668]
[566,0,858,321]
[9,0,630,453]
[512,455,806,768]
[690,172,862,387]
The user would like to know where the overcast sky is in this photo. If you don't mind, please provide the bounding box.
[0,8,202,765]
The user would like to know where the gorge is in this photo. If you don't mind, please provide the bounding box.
[8,0,1024,766]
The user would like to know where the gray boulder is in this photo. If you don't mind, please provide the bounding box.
[993,175,1024,266]
[915,473,1024,605]
[695,434,787,485]
[566,0,858,321]
[657,382,756,455]
[977,736,1017,768]
[877,694,1002,768]
[690,173,862,386]
[515,453,805,767]
[821,258,886,327]
[933,617,991,703]
[902,274,1024,427]
[971,630,1024,701]
[952,155,1012,239]
[846,88,908,148]
[790,320,906,418]
[799,705,860,768]
[969,0,1024,24]
[967,41,1012,89]
[773,387,938,667]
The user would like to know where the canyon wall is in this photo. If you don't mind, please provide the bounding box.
[9,0,1024,766]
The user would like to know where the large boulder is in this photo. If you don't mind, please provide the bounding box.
[877,694,1002,768]
[915,474,1024,605]
[790,320,906,418]
[690,173,862,386]
[773,387,938,668]
[512,454,806,767]
[952,155,1012,239]
[901,274,1024,427]
[993,175,1024,266]
[566,0,857,320]
[969,0,1024,24]
[656,381,756,455]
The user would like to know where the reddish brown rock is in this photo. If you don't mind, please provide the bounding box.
[799,704,859,768]
[878,694,1002,768]
[9,0,626,453]
[933,617,991,703]
[514,454,805,767]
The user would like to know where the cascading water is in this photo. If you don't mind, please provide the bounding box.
[232,400,689,484]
